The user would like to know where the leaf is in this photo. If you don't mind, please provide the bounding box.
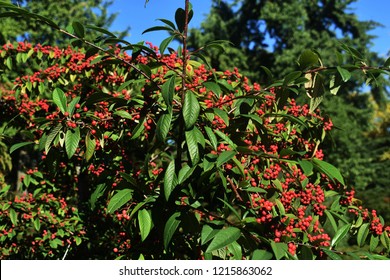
[138,209,152,242]
[142,26,173,34]
[120,172,137,188]
[203,81,222,95]
[67,97,80,117]
[384,56,390,68]
[369,235,379,252]
[9,142,34,154]
[52,88,67,114]
[9,208,17,226]
[357,223,370,247]
[183,91,200,130]
[298,49,319,70]
[89,183,107,211]
[33,218,41,231]
[216,150,236,167]
[252,249,273,260]
[161,75,176,108]
[160,35,176,54]
[72,21,84,38]
[175,8,186,33]
[324,210,338,233]
[312,158,345,185]
[201,224,218,245]
[283,71,302,86]
[130,117,145,140]
[298,159,313,176]
[107,189,133,214]
[164,212,181,250]
[380,231,390,250]
[114,110,133,120]
[156,111,172,142]
[205,227,241,253]
[205,126,218,151]
[85,132,96,162]
[164,161,177,201]
[331,224,350,247]
[227,241,242,260]
[177,164,195,184]
[322,249,342,260]
[185,128,200,165]
[85,24,116,37]
[270,241,288,260]
[65,127,80,159]
[337,66,351,82]
[45,124,63,154]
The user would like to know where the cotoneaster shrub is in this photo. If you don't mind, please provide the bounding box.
[0,1,389,260]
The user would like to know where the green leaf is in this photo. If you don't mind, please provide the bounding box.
[85,132,96,162]
[164,212,181,250]
[164,161,177,201]
[201,224,218,245]
[107,189,133,214]
[67,97,80,117]
[322,249,342,260]
[369,235,379,252]
[10,142,34,154]
[175,8,186,33]
[142,26,173,34]
[312,158,345,185]
[156,111,172,142]
[9,208,17,226]
[252,249,273,260]
[52,88,67,114]
[160,35,176,54]
[65,127,80,159]
[298,49,319,70]
[33,218,41,231]
[85,24,116,37]
[216,150,236,167]
[384,56,390,68]
[357,223,370,247]
[72,21,85,38]
[130,117,145,140]
[331,224,350,247]
[45,124,63,154]
[114,110,133,120]
[203,81,222,95]
[178,164,196,184]
[274,199,286,216]
[185,128,200,165]
[337,66,351,82]
[89,183,107,211]
[283,71,302,86]
[205,126,218,151]
[183,91,200,130]
[380,231,390,250]
[138,209,152,242]
[270,241,288,260]
[120,172,138,188]
[324,210,338,233]
[227,241,242,260]
[161,75,176,108]
[157,18,176,29]
[298,160,313,177]
[205,227,241,253]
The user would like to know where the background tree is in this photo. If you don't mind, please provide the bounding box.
[188,0,390,220]
[0,0,128,46]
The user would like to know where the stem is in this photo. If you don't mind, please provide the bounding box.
[175,0,190,171]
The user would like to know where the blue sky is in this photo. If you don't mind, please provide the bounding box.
[109,0,389,57]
